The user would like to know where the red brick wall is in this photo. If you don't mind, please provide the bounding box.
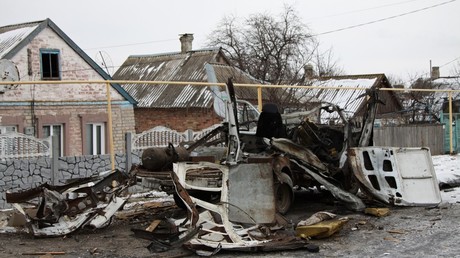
[134,108,222,133]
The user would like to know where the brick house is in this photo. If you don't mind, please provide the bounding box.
[113,34,265,133]
[0,18,137,156]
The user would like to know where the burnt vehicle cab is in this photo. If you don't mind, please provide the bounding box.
[139,79,377,214]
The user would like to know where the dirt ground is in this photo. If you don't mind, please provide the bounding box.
[0,189,459,258]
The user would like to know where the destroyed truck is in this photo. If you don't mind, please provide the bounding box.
[136,79,379,213]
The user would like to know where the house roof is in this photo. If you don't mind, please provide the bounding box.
[299,74,401,123]
[431,77,460,112]
[113,49,266,108]
[0,18,136,105]
[432,77,460,97]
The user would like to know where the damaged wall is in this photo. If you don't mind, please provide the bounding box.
[0,153,141,208]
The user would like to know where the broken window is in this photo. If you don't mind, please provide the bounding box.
[40,49,60,80]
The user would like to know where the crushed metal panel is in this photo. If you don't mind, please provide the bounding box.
[88,196,126,228]
[7,169,134,237]
[173,161,276,224]
[270,138,365,211]
[349,147,441,206]
[169,161,308,255]
[228,163,276,224]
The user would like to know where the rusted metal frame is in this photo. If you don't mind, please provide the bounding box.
[357,89,380,148]
[185,125,225,152]
[271,138,365,211]
[13,202,95,237]
[174,162,223,193]
[270,138,328,172]
[170,161,308,254]
[9,170,133,237]
[87,196,126,228]
[172,162,267,247]
[5,177,98,203]
[170,170,199,227]
[290,159,365,211]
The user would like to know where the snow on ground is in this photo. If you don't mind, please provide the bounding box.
[432,154,460,204]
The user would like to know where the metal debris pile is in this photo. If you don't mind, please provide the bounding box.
[4,169,135,237]
[0,79,443,256]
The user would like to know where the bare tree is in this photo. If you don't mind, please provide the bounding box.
[206,5,342,108]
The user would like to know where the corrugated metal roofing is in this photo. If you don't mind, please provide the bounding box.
[297,74,387,123]
[0,21,40,59]
[113,49,268,108]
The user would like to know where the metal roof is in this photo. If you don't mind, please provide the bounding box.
[297,74,394,123]
[113,49,266,108]
[0,21,39,59]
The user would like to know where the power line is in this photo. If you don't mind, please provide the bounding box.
[440,56,460,68]
[84,38,177,51]
[314,0,456,37]
[307,0,423,21]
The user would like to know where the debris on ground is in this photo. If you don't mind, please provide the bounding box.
[4,169,135,237]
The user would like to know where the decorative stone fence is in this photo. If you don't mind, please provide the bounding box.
[0,153,141,209]
[0,125,220,208]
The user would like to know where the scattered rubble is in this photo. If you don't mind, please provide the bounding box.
[4,169,135,237]
[0,79,447,256]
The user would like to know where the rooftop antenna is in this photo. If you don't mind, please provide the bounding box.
[95,51,114,76]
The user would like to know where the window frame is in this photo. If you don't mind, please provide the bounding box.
[80,114,109,156]
[85,122,106,155]
[40,48,61,80]
[36,115,70,156]
[42,124,64,157]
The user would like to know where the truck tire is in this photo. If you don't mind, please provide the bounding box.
[274,173,294,214]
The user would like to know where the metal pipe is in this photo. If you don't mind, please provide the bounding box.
[257,86,263,112]
[106,82,115,170]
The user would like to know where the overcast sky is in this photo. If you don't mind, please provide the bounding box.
[2,0,459,83]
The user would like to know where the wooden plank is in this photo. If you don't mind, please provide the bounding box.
[145,219,161,232]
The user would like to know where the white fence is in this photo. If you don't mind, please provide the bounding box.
[131,124,222,151]
[0,132,51,160]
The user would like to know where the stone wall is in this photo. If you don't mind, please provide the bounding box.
[0,153,141,209]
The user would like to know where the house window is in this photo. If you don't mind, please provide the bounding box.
[43,124,64,157]
[0,126,17,134]
[85,123,106,155]
[40,49,61,80]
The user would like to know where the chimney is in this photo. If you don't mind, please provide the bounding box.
[431,66,440,80]
[179,33,194,53]
[304,64,315,79]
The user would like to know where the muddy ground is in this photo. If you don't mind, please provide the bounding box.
[0,189,459,258]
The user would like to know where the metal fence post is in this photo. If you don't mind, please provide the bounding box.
[50,134,59,185]
[125,132,132,173]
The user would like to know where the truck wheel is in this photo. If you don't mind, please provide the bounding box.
[274,173,294,214]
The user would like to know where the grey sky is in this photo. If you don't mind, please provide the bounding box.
[2,0,459,83]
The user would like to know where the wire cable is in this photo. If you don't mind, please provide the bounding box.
[313,0,456,37]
